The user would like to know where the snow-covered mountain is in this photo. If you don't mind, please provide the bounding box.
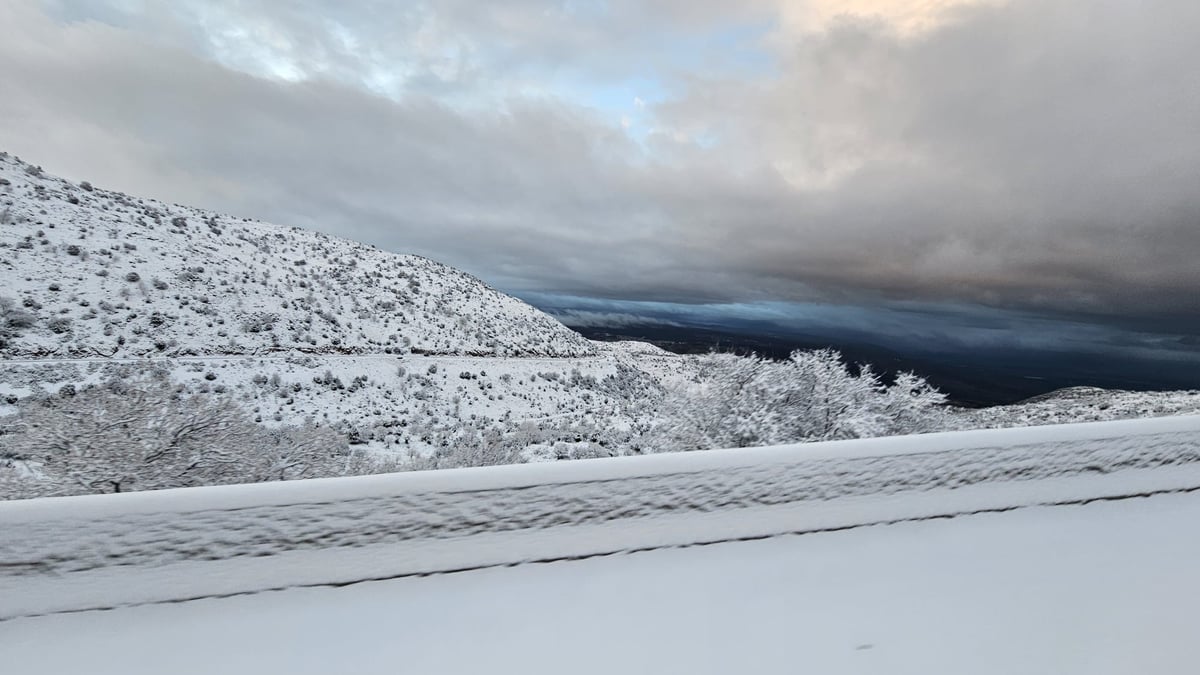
[0,151,593,358]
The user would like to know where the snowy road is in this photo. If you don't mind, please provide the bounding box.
[2,416,1200,625]
[4,489,1198,674]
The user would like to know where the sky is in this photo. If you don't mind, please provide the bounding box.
[2,0,1199,361]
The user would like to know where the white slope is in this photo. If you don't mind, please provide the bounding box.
[0,151,593,358]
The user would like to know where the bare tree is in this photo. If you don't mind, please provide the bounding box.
[246,422,354,482]
[12,376,258,493]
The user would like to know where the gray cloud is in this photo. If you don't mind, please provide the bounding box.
[4,0,1200,330]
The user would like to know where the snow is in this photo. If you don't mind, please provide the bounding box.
[4,149,1200,671]
[2,480,1198,673]
[3,415,1200,629]
[0,151,594,359]
[951,385,1200,429]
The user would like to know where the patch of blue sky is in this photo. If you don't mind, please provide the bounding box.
[600,19,778,81]
[697,19,778,76]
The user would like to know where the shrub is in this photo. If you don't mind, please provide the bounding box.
[46,316,73,334]
[0,297,36,347]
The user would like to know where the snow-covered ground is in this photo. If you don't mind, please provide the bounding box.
[0,352,643,457]
[2,415,1199,673]
[4,490,1195,674]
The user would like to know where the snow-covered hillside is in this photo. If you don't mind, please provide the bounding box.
[0,152,593,358]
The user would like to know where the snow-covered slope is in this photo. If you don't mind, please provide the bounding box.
[0,151,593,358]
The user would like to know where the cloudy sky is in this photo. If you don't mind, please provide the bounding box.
[3,0,1199,357]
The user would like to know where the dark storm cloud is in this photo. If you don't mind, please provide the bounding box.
[4,0,1200,330]
[643,1,1200,317]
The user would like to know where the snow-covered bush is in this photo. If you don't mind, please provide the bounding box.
[1,375,354,497]
[45,316,72,334]
[245,423,355,482]
[0,297,36,347]
[8,376,259,494]
[650,350,946,452]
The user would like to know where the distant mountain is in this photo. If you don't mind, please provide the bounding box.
[950,386,1200,430]
[0,151,593,358]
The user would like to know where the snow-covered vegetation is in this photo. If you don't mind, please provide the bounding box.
[0,349,950,497]
[3,152,1198,500]
[650,350,948,451]
[1,374,354,498]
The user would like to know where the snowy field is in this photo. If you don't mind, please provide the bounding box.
[2,416,1200,672]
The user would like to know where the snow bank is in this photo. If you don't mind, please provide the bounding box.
[6,491,1195,675]
[7,414,1199,519]
[2,416,1199,620]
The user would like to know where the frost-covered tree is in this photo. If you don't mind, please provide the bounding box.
[877,371,949,435]
[650,350,946,452]
[651,352,771,451]
[0,463,50,500]
[751,351,873,442]
[11,376,259,494]
[247,422,355,482]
